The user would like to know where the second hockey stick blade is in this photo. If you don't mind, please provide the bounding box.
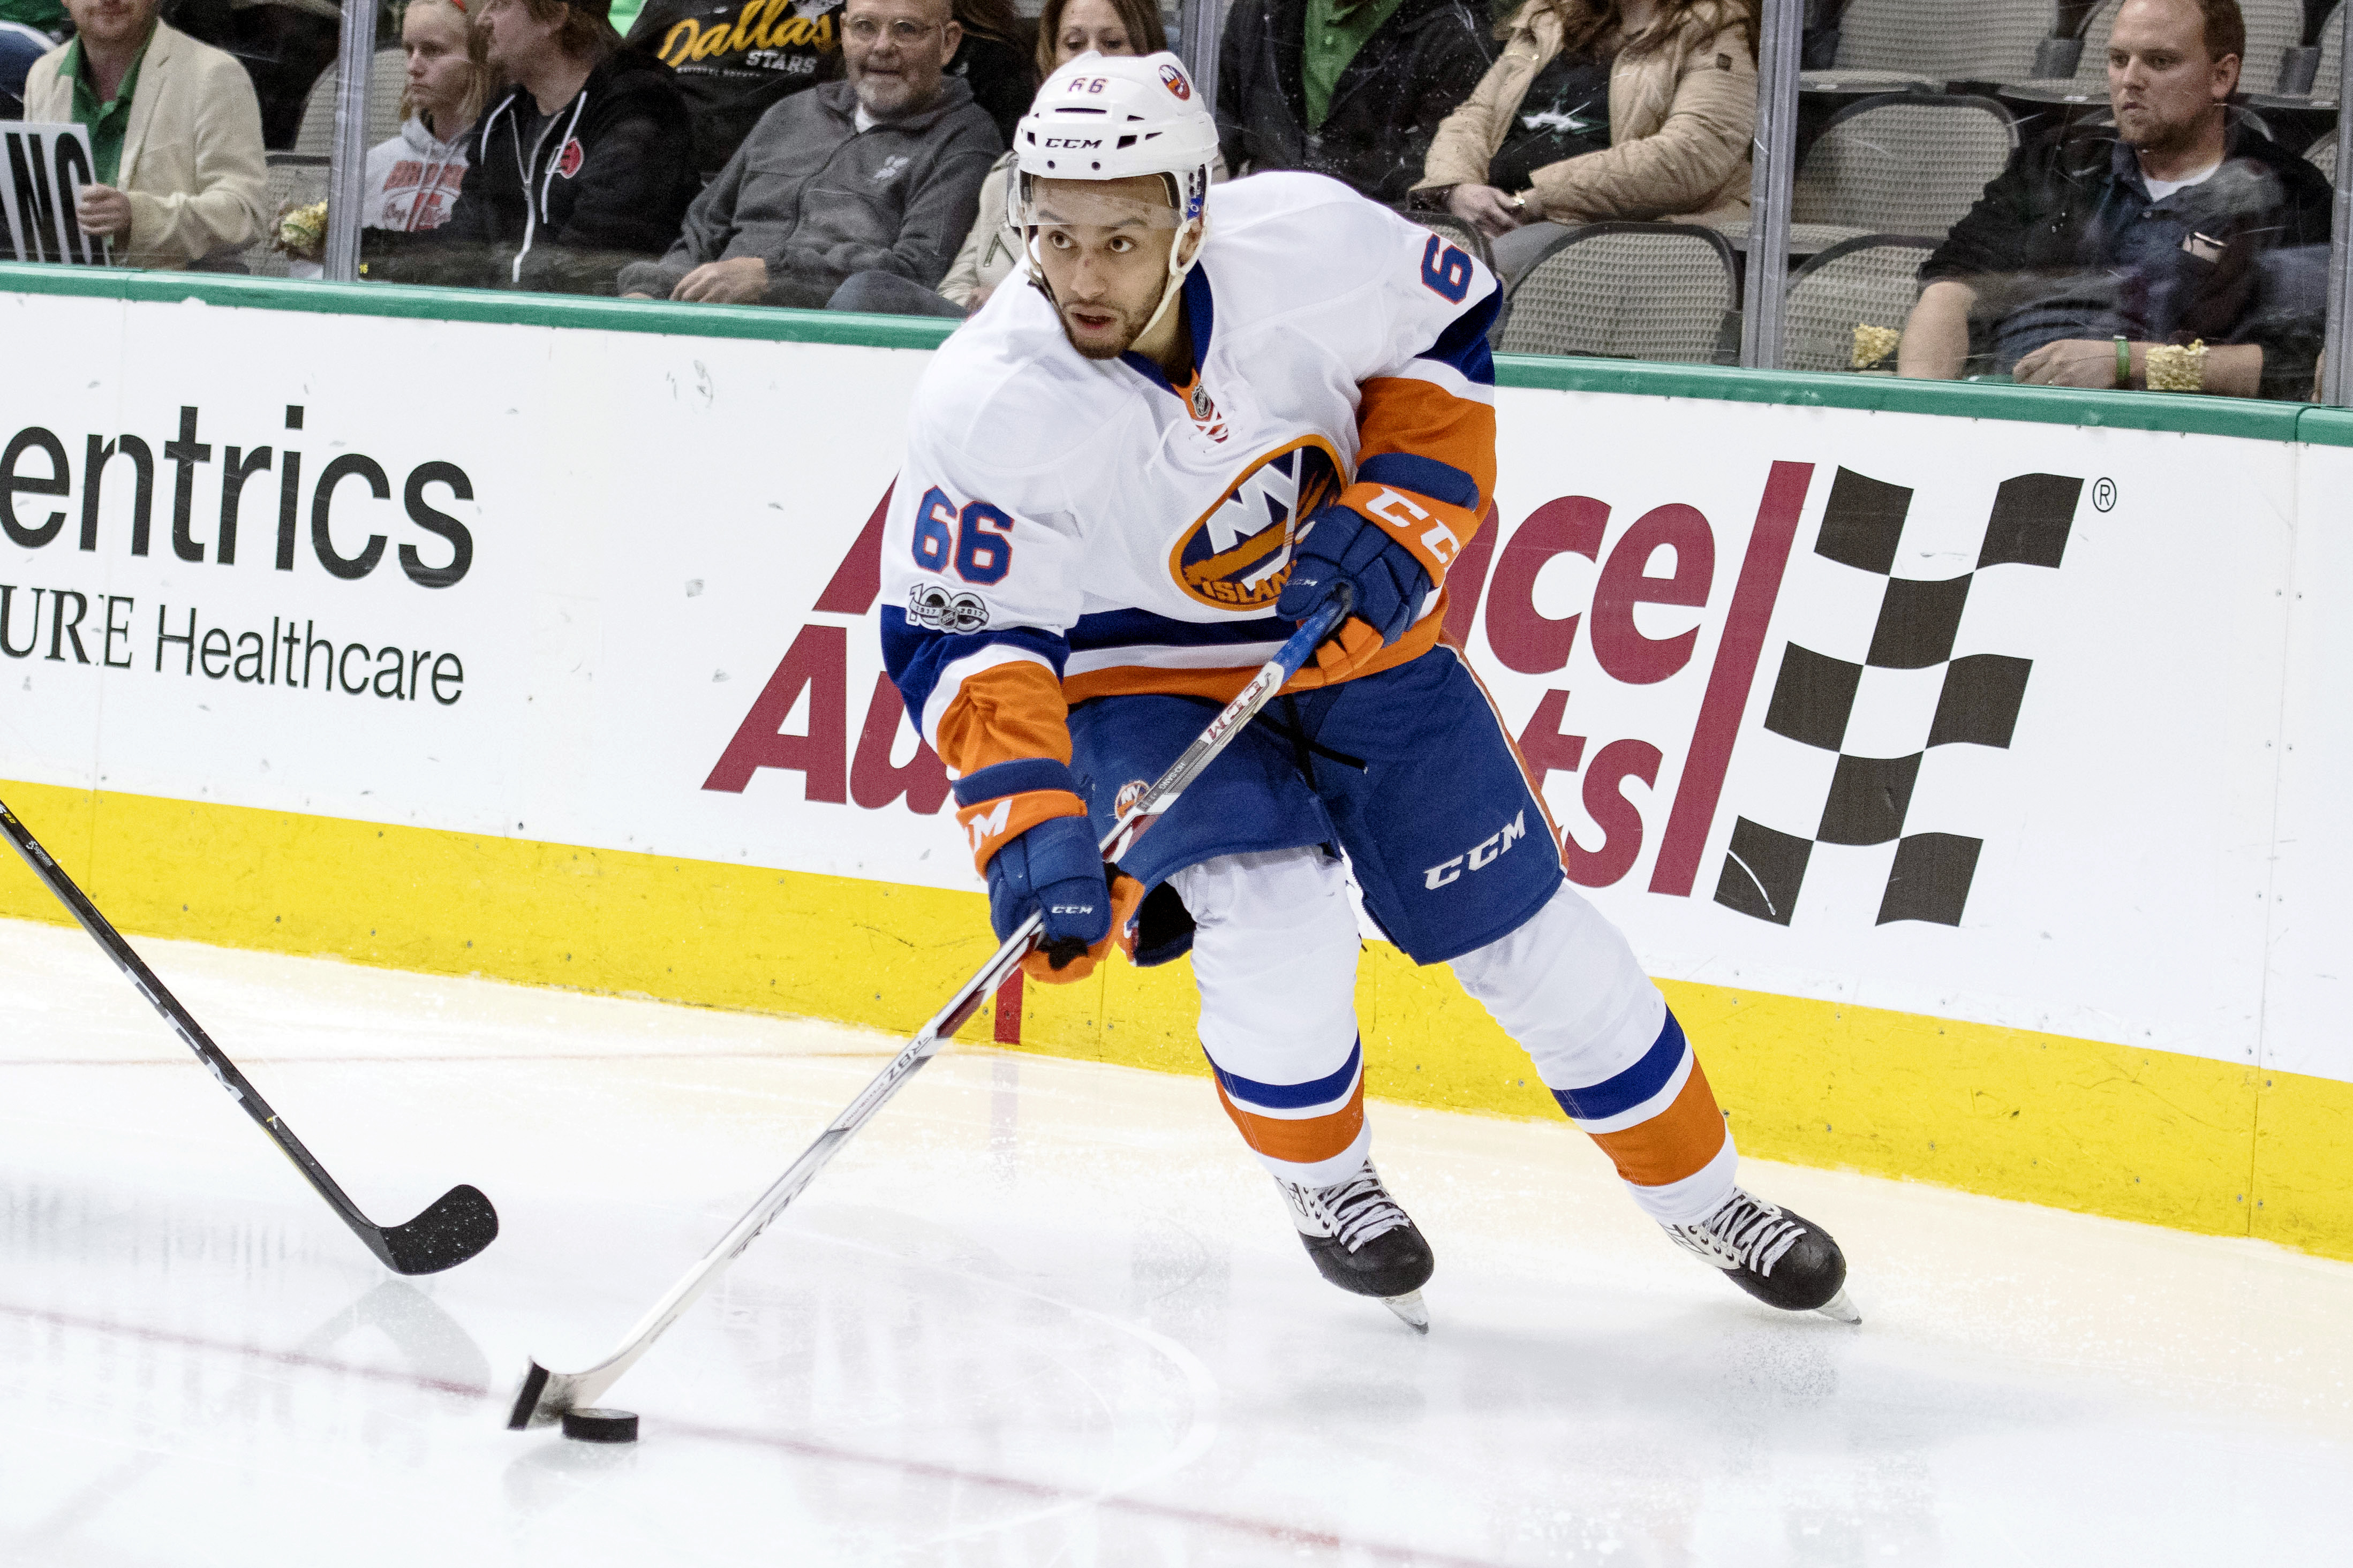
[0,796,500,1276]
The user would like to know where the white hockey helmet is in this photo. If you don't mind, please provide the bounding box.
[1009,52,1218,334]
[1012,50,1218,212]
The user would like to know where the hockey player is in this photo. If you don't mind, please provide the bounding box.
[880,51,1857,1330]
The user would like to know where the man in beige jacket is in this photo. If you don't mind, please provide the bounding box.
[22,0,267,269]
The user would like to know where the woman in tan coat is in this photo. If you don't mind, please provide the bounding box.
[1411,0,1755,282]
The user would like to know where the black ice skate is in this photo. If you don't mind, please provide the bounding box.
[1663,1187,1861,1323]
[1276,1162,1435,1332]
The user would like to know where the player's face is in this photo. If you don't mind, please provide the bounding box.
[1032,177,1181,360]
[2108,0,2237,152]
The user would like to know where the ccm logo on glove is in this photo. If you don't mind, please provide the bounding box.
[1362,487,1462,567]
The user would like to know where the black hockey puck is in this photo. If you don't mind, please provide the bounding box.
[560,1408,638,1443]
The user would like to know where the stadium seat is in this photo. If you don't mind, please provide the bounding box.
[1497,222,1739,364]
[2237,0,2309,92]
[295,46,408,160]
[1791,94,2016,241]
[1826,0,2053,87]
[2314,3,2342,97]
[1781,233,1939,373]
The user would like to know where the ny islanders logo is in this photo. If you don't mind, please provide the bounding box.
[1158,62,1192,99]
[1166,437,1343,611]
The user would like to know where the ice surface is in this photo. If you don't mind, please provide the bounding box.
[0,915,2347,1566]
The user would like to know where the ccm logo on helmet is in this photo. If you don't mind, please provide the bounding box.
[1043,137,1103,148]
[1424,813,1528,889]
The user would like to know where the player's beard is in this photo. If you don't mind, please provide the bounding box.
[1057,296,1149,361]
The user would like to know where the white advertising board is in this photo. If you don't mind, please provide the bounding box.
[0,290,2339,1084]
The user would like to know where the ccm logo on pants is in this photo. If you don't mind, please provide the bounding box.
[1424,812,1527,889]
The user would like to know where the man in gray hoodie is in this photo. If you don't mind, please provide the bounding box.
[618,0,1000,307]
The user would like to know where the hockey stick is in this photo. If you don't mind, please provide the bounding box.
[0,795,500,1276]
[506,593,1353,1428]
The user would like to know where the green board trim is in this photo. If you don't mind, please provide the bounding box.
[5,261,2344,443]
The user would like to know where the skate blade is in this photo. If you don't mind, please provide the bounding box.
[1381,1290,1430,1334]
[1813,1286,1861,1325]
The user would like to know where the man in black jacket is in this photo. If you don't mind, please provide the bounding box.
[369,0,700,295]
[1215,0,1492,205]
[1900,0,2331,399]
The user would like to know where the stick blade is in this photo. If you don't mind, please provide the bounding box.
[507,1360,554,1429]
[377,1184,500,1275]
[507,1358,606,1428]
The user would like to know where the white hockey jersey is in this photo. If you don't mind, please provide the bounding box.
[880,172,1501,870]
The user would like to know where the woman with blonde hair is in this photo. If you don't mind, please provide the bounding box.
[1411,0,1756,282]
[362,0,495,233]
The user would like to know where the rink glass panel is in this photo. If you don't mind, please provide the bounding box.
[2,261,2350,1268]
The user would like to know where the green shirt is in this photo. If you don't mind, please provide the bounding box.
[1300,0,1410,130]
[62,24,154,188]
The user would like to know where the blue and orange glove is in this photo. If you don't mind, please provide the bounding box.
[985,814,1144,983]
[1277,500,1432,679]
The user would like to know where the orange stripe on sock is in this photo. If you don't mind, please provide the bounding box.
[1212,1075,1366,1166]
[1589,1056,1729,1188]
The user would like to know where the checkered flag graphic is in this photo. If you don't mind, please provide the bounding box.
[1713,466,2080,928]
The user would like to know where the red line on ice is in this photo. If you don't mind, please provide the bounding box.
[0,1301,1518,1567]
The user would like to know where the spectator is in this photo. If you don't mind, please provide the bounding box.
[624,0,843,178]
[617,0,998,308]
[360,0,493,234]
[924,0,1210,317]
[372,0,700,293]
[1898,0,2331,398]
[19,0,268,268]
[944,0,1033,147]
[1411,0,1756,283]
[1215,0,1492,203]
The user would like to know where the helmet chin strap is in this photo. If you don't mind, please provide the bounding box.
[1135,217,1206,346]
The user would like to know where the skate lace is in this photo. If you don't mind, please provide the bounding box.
[1671,1190,1806,1278]
[1287,1170,1410,1253]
